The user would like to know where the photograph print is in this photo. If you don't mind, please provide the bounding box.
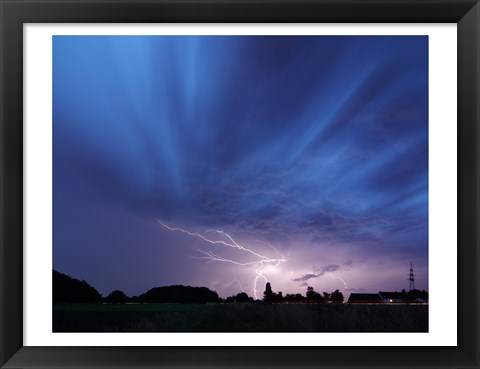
[53,35,429,332]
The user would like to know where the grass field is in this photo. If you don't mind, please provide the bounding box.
[53,303,428,332]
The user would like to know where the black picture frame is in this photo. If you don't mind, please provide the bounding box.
[1,1,479,368]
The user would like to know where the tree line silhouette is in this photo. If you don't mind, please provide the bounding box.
[53,270,345,305]
[53,269,424,305]
[261,282,344,304]
[388,289,429,302]
[53,270,102,304]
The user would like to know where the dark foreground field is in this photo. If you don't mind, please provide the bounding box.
[53,303,428,332]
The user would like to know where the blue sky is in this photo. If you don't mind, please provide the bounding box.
[53,36,428,299]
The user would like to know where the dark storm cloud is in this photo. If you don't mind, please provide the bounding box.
[292,274,318,283]
[317,264,341,274]
[292,264,341,283]
[53,35,428,296]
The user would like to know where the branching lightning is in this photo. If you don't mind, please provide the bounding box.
[326,274,348,289]
[157,220,286,299]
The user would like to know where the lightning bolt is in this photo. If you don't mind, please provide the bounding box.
[326,274,348,289]
[337,276,348,289]
[157,220,286,299]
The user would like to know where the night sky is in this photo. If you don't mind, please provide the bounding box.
[53,36,428,299]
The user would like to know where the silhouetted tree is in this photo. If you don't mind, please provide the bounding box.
[330,289,344,304]
[406,289,428,303]
[322,292,331,302]
[294,293,306,303]
[237,292,254,303]
[263,282,274,303]
[285,293,306,303]
[225,292,254,303]
[105,290,128,304]
[53,270,102,304]
[272,291,284,303]
[138,285,219,304]
[306,286,324,303]
[306,286,315,299]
